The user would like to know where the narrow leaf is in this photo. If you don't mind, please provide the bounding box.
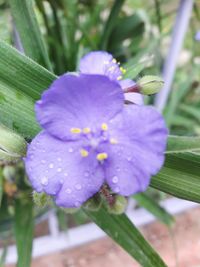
[133,193,174,226]
[99,0,125,49]
[14,198,34,267]
[167,136,200,154]
[151,153,200,203]
[9,0,52,70]
[0,170,3,207]
[85,206,167,267]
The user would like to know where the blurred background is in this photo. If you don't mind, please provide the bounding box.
[0,0,200,266]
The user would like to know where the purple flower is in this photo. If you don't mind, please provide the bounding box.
[24,73,167,208]
[79,51,143,105]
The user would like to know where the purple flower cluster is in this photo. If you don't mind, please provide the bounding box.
[25,51,168,208]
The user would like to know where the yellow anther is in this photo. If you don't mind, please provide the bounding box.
[120,66,127,74]
[117,76,123,81]
[83,127,91,134]
[80,149,89,157]
[101,123,108,131]
[112,58,117,63]
[70,128,82,134]
[110,138,118,144]
[97,152,108,161]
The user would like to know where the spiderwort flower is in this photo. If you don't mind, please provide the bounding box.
[79,51,143,105]
[25,73,167,208]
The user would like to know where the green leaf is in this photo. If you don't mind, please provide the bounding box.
[85,206,167,267]
[0,170,3,207]
[151,153,200,203]
[167,136,200,154]
[14,198,34,267]
[9,0,52,70]
[123,63,144,80]
[99,0,125,50]
[179,104,200,123]
[0,41,56,137]
[133,193,174,226]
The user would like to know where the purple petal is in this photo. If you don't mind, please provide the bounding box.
[105,105,168,195]
[79,51,122,81]
[36,74,124,140]
[195,31,200,41]
[24,131,104,208]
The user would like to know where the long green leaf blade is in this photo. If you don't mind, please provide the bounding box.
[167,136,200,153]
[0,170,3,207]
[14,198,34,267]
[9,0,52,70]
[85,206,167,267]
[133,193,174,226]
[151,153,200,202]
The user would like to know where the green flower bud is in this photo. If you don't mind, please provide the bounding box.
[137,75,164,95]
[107,195,128,215]
[83,195,102,211]
[3,165,17,181]
[33,191,52,207]
[0,125,27,162]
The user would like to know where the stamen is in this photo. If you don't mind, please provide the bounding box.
[83,127,91,134]
[80,149,89,157]
[112,58,117,63]
[110,138,118,144]
[70,128,82,134]
[117,76,122,81]
[120,67,127,74]
[101,123,108,131]
[97,152,108,161]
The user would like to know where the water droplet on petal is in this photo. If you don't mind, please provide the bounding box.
[57,157,62,162]
[75,201,81,207]
[64,172,68,177]
[66,188,72,194]
[115,186,120,193]
[112,176,118,184]
[49,163,54,169]
[68,148,73,153]
[57,168,62,173]
[41,160,46,164]
[127,157,132,161]
[75,184,82,190]
[41,177,48,186]
[42,149,46,153]
[84,171,89,177]
[60,179,64,184]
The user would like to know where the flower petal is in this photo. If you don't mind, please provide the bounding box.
[79,51,122,81]
[105,105,168,196]
[36,74,124,140]
[120,79,144,105]
[24,131,104,207]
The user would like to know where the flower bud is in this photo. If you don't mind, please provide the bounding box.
[0,125,27,162]
[137,75,164,95]
[107,195,128,215]
[33,191,52,207]
[83,195,102,211]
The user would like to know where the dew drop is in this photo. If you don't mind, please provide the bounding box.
[127,156,132,162]
[75,201,81,207]
[57,168,62,173]
[60,179,64,184]
[42,149,46,153]
[75,184,82,190]
[41,160,46,164]
[41,177,48,186]
[115,186,120,193]
[57,157,62,162]
[112,176,118,184]
[84,171,89,177]
[49,163,54,169]
[68,148,74,153]
[66,188,72,194]
[64,172,68,177]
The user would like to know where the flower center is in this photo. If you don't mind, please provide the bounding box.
[70,123,117,163]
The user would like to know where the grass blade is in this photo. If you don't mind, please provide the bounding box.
[9,0,52,70]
